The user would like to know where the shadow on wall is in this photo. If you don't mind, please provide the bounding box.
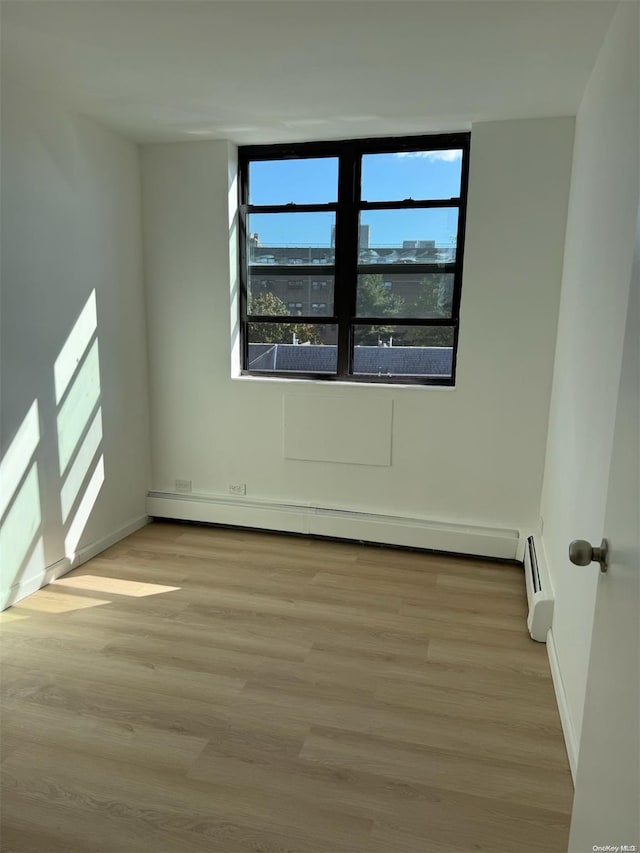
[0,289,106,608]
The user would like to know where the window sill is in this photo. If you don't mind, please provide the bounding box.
[230,373,456,390]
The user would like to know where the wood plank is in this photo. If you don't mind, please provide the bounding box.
[300,725,573,814]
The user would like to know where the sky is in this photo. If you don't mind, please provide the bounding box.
[249,151,462,249]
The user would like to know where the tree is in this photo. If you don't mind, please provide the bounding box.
[355,274,404,344]
[248,292,323,344]
[412,274,454,347]
[414,274,453,318]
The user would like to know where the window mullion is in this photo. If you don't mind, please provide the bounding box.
[334,146,360,377]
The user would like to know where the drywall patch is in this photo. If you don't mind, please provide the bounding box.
[283,394,392,466]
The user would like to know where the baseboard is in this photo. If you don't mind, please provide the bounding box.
[146,491,520,559]
[70,515,149,569]
[547,627,578,784]
[0,514,149,611]
[1,555,71,612]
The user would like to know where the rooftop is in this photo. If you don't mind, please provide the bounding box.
[248,343,453,377]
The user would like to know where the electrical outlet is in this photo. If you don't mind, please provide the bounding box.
[229,483,246,496]
[175,479,192,493]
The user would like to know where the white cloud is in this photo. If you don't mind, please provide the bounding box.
[394,150,462,162]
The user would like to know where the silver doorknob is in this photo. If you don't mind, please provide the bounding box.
[569,538,609,573]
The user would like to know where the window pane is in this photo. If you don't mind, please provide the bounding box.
[356,273,454,319]
[361,150,462,201]
[248,275,334,316]
[249,158,339,205]
[247,324,338,374]
[353,325,454,378]
[249,213,335,265]
[359,209,458,264]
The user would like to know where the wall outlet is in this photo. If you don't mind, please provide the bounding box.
[175,479,192,493]
[229,483,246,496]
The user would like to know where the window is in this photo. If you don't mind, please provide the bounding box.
[239,133,470,384]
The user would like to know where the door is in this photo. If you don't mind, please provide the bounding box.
[569,213,639,851]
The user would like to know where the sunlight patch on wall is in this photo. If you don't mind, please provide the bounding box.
[53,575,180,597]
[64,456,104,560]
[0,399,40,520]
[59,407,103,523]
[54,290,97,405]
[54,288,106,562]
[56,338,101,475]
[0,399,44,606]
[0,464,43,591]
[228,172,238,215]
[1,288,108,606]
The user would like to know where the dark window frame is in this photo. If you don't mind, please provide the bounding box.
[239,132,470,385]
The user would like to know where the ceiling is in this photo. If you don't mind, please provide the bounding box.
[0,1,616,145]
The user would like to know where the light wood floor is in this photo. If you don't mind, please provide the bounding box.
[0,522,573,853]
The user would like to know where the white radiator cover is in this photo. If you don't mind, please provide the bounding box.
[524,534,554,642]
[146,491,521,559]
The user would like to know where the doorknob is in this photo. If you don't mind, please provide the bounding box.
[569,538,609,573]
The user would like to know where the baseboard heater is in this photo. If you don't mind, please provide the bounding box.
[524,535,554,642]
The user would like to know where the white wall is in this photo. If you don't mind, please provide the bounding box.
[0,84,151,608]
[540,0,639,769]
[142,117,574,557]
